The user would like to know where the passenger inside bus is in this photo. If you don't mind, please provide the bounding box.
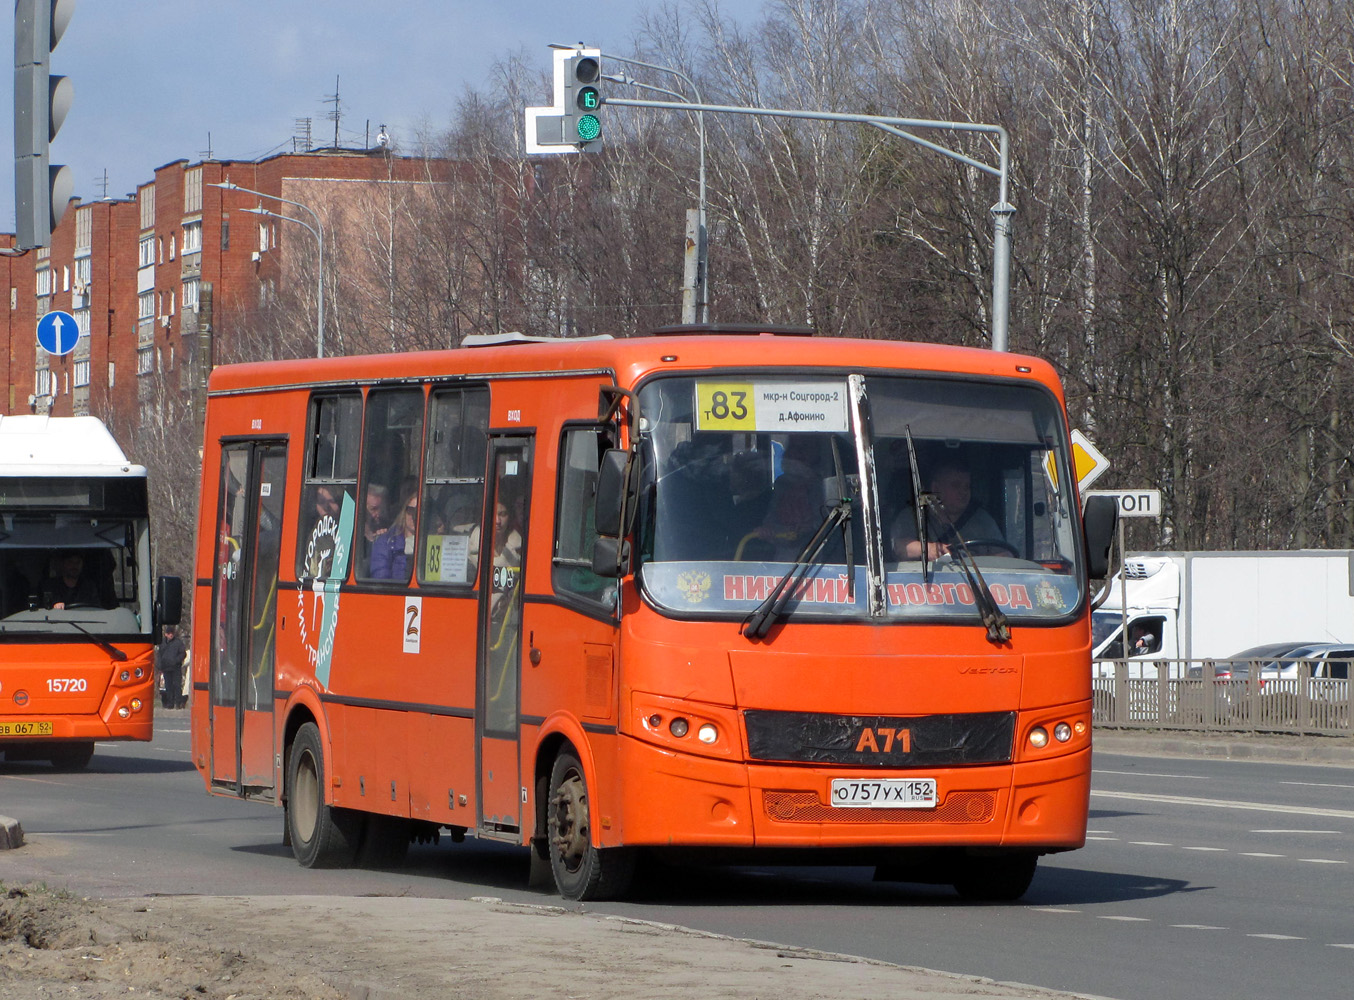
[369,488,419,581]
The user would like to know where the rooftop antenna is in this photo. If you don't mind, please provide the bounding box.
[94,169,109,199]
[324,75,341,148]
[293,117,313,152]
[200,132,213,161]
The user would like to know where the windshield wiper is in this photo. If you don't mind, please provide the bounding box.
[939,526,1011,645]
[742,498,852,641]
[828,437,854,604]
[61,618,129,661]
[903,425,931,582]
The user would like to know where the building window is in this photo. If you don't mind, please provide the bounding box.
[184,167,202,213]
[258,222,271,253]
[137,347,154,376]
[75,207,92,253]
[138,291,154,320]
[182,220,202,254]
[74,256,91,286]
[75,309,90,338]
[62,266,70,292]
[108,362,115,388]
[74,360,90,388]
[35,369,52,396]
[182,278,200,312]
[221,219,229,252]
[169,236,176,260]
[36,269,52,297]
[139,184,155,229]
[139,236,155,268]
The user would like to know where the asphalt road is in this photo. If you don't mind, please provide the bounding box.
[3,719,1353,1000]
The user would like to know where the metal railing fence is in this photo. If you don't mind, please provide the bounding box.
[1092,659,1352,735]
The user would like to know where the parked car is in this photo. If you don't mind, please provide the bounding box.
[1251,643,1354,682]
[1186,642,1297,680]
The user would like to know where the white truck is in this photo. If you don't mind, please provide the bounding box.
[1092,550,1354,674]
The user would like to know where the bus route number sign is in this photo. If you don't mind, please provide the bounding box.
[696,381,849,433]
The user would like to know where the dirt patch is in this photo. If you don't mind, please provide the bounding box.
[1,883,1083,1000]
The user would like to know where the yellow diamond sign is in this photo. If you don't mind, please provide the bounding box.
[1045,429,1110,493]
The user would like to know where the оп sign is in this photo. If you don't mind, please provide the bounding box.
[1087,489,1162,519]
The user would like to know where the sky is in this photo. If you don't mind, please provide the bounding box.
[2,0,766,230]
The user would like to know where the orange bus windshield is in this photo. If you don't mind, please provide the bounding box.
[637,372,1081,625]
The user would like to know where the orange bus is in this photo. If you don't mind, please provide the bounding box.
[0,416,182,770]
[190,328,1115,900]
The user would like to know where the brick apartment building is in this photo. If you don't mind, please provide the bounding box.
[1,148,448,442]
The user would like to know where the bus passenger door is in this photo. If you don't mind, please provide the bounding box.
[476,437,530,840]
[209,441,287,798]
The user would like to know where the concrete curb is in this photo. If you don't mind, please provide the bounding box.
[0,814,23,850]
[1094,729,1354,766]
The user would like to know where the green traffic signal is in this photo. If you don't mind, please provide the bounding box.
[576,114,601,142]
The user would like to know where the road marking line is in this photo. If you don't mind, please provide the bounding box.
[1129,841,1173,847]
[1252,829,1339,835]
[1240,852,1286,858]
[1248,934,1304,941]
[1086,836,1119,841]
[1099,916,1150,922]
[1092,789,1354,819]
[1030,908,1080,914]
[1171,924,1226,930]
[1328,944,1354,950]
[1181,846,1228,852]
[1095,769,1207,779]
[1281,780,1354,790]
[1298,858,1347,865]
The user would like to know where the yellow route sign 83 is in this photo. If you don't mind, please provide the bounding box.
[695,381,849,433]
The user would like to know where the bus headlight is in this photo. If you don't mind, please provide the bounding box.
[120,670,131,682]
[1054,722,1073,743]
[669,717,689,738]
[697,723,718,744]
[1028,726,1049,749]
[117,706,131,719]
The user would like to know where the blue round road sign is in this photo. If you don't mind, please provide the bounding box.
[37,310,80,356]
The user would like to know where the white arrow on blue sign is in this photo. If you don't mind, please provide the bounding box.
[37,310,80,356]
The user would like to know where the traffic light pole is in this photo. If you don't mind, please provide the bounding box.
[604,98,1013,352]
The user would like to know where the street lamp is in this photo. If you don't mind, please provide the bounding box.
[208,180,326,358]
[601,69,708,324]
[574,49,709,324]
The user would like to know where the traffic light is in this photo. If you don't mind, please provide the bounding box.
[563,52,603,151]
[13,0,75,250]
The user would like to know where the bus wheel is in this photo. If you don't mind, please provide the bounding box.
[48,741,94,771]
[953,852,1038,902]
[547,749,634,901]
[286,723,359,868]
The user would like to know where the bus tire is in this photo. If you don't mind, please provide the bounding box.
[547,749,634,901]
[953,852,1038,902]
[286,722,359,868]
[48,740,95,771]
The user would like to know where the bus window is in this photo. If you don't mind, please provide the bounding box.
[418,386,489,587]
[296,393,361,582]
[356,388,425,583]
[553,425,616,609]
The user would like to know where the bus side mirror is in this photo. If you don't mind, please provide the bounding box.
[155,575,183,628]
[591,536,631,579]
[1082,494,1118,580]
[594,448,635,537]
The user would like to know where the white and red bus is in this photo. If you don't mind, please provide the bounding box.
[191,329,1115,899]
[0,416,181,769]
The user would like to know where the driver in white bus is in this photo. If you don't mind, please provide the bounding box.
[43,552,103,610]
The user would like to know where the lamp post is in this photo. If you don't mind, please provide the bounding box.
[582,50,708,324]
[601,70,707,324]
[208,180,326,358]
